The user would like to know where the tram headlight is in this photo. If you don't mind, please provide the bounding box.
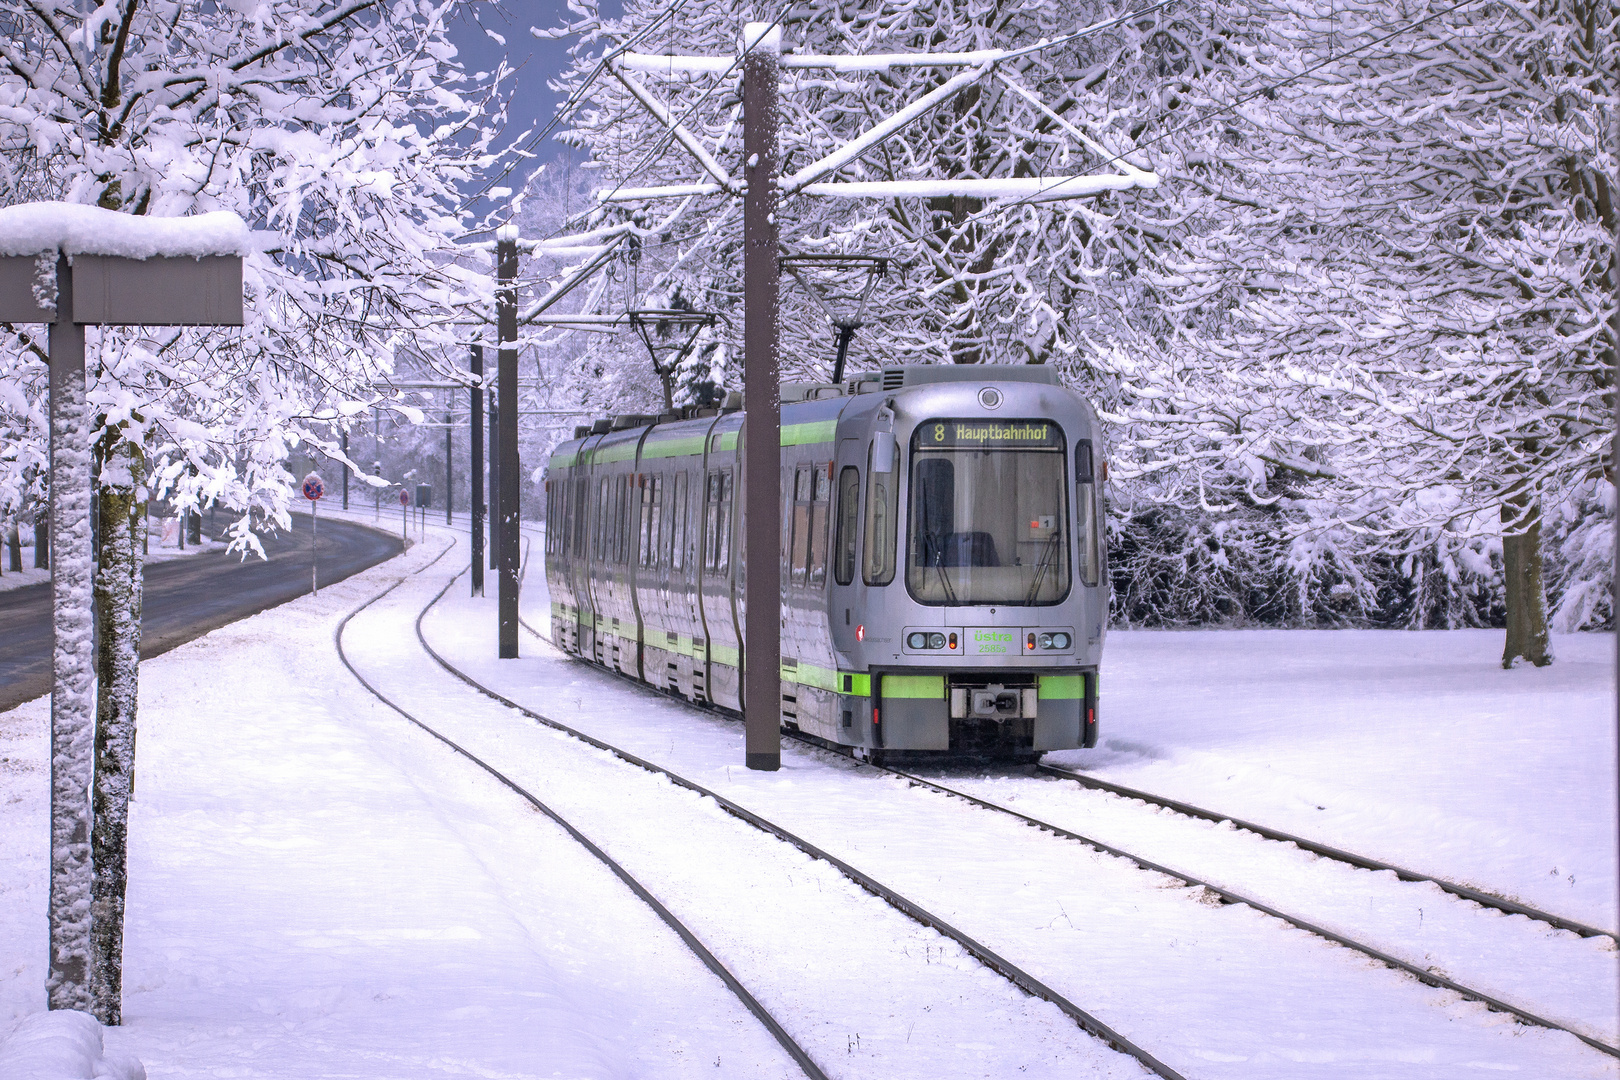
[1024,630,1074,651]
[907,632,929,650]
[906,631,952,651]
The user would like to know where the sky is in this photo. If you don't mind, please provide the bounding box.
[444,2,621,176]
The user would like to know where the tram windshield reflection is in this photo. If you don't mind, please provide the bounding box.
[906,418,1070,606]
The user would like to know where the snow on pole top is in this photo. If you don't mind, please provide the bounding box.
[0,202,250,259]
[741,23,782,55]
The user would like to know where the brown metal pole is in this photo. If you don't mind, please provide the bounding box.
[488,388,499,572]
[742,22,782,771]
[470,345,485,596]
[498,231,520,659]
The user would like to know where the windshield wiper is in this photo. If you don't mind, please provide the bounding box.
[1024,532,1060,605]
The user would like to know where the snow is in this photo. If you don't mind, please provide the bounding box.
[1045,628,1617,930]
[0,513,1613,1078]
[0,567,50,594]
[800,176,1157,198]
[0,1010,144,1080]
[0,205,250,260]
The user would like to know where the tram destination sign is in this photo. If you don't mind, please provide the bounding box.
[915,418,1064,450]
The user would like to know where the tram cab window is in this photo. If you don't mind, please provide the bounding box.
[834,466,859,586]
[906,419,1070,605]
[863,440,898,586]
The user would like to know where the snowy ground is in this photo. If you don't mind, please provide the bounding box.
[1045,628,1617,931]
[1,513,1614,1078]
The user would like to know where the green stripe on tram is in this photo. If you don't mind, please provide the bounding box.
[780,420,837,446]
[641,435,707,460]
[1038,674,1086,699]
[881,674,946,700]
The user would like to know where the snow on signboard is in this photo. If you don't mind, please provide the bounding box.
[0,203,250,260]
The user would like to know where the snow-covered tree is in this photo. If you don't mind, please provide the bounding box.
[1098,0,1617,659]
[0,0,505,1020]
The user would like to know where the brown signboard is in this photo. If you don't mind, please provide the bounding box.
[0,256,55,323]
[72,255,243,326]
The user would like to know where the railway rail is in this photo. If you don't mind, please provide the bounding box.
[849,757,1620,1059]
[427,566,1190,1080]
[501,562,1617,1063]
[1033,763,1616,943]
[333,539,829,1080]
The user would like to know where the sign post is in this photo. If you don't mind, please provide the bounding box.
[302,472,324,595]
[399,487,410,540]
[0,203,245,1021]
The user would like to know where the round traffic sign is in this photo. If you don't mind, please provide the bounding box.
[398,488,410,506]
[302,472,325,501]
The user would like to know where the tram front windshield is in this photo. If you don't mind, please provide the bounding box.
[906,419,1070,606]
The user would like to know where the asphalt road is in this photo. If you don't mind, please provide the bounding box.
[0,513,403,712]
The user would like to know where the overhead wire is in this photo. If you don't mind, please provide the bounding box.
[948,0,1490,222]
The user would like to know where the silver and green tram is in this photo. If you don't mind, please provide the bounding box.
[542,364,1105,760]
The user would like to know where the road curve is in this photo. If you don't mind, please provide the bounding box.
[0,513,402,713]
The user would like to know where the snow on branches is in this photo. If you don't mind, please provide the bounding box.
[0,0,505,542]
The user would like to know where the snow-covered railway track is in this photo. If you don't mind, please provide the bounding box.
[847,757,1620,1060]
[334,551,827,1080]
[1037,764,1614,943]
[432,584,1188,1080]
[494,609,1612,1075]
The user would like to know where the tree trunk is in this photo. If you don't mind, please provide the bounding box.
[35,510,49,569]
[6,524,19,573]
[89,434,144,1025]
[1500,490,1552,668]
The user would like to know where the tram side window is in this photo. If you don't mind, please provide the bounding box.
[809,464,831,587]
[574,476,589,557]
[1075,440,1100,587]
[560,478,573,556]
[863,440,898,586]
[613,475,629,565]
[834,466,859,586]
[704,468,733,576]
[790,466,812,586]
[639,475,664,570]
[593,478,610,561]
[670,472,688,572]
[544,483,554,553]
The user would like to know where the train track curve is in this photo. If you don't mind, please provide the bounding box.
[333,540,829,1080]
[426,569,1191,1080]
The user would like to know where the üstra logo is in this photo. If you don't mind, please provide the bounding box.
[975,630,1012,642]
